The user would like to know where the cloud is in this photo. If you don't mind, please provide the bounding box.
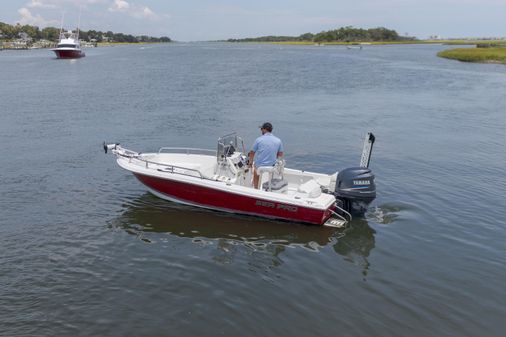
[109,0,129,11]
[17,1,105,27]
[134,6,156,19]
[17,7,58,26]
[108,0,158,20]
[27,0,57,8]
[27,0,107,8]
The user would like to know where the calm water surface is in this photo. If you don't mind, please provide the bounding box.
[1,43,505,336]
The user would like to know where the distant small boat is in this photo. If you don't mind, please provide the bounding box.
[52,29,85,59]
[347,45,363,50]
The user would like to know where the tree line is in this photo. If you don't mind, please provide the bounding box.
[227,26,415,43]
[0,22,171,43]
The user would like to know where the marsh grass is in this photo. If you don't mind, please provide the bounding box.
[437,47,506,64]
[270,40,426,45]
[439,40,506,45]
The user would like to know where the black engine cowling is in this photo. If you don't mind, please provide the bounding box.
[334,167,376,216]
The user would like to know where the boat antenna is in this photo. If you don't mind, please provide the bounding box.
[77,6,82,39]
[59,11,65,37]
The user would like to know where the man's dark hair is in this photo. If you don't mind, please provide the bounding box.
[260,122,273,132]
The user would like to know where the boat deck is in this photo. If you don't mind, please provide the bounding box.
[137,152,335,202]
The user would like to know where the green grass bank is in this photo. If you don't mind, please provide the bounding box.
[437,47,506,64]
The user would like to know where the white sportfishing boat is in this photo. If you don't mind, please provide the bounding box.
[104,133,376,227]
[51,12,85,59]
[52,30,85,59]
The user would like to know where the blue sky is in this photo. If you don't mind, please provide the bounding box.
[1,0,505,41]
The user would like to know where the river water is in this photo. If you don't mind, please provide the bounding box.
[1,43,505,337]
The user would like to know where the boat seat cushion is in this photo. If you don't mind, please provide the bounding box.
[297,179,322,198]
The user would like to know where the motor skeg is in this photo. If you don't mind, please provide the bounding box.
[333,167,376,215]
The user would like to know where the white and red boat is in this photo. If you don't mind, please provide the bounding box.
[104,133,376,227]
[52,29,85,59]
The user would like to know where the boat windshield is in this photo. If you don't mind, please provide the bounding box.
[57,44,77,48]
[217,133,244,162]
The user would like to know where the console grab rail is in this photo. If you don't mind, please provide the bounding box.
[115,151,207,179]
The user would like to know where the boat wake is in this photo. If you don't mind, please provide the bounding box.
[367,201,425,225]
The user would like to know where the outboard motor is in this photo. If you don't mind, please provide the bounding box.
[334,132,376,216]
[334,167,376,215]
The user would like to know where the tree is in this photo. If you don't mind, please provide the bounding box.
[41,27,59,41]
[0,22,171,43]
[298,32,314,41]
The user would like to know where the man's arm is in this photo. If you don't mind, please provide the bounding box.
[249,138,260,166]
[277,140,284,158]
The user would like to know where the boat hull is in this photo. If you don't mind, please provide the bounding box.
[133,173,332,225]
[53,49,85,59]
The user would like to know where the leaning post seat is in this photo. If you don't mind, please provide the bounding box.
[257,165,288,192]
[262,178,288,192]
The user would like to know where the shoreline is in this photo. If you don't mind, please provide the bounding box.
[0,41,171,50]
[225,39,506,46]
[96,41,169,47]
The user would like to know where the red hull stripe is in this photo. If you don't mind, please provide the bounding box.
[133,173,331,225]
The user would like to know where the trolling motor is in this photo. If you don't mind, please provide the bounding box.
[103,142,119,154]
[333,133,376,216]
